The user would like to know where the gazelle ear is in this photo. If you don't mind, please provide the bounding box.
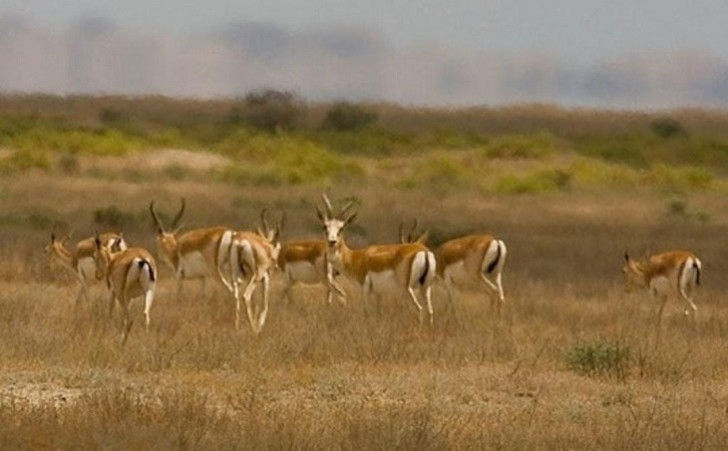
[94,232,102,250]
[50,232,56,243]
[624,250,630,262]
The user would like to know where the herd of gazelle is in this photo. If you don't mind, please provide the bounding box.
[45,194,703,340]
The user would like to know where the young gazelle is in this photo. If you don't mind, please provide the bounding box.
[227,219,282,333]
[44,232,127,305]
[435,234,507,315]
[149,198,235,300]
[317,195,436,325]
[623,250,702,327]
[93,234,157,344]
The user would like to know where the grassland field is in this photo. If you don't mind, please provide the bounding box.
[2,96,728,449]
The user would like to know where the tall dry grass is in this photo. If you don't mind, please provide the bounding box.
[2,168,728,448]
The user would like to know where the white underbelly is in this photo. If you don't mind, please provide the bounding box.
[649,275,671,297]
[443,261,479,287]
[368,270,402,294]
[179,252,211,279]
[286,261,322,284]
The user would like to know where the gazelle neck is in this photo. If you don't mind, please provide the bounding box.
[50,242,76,271]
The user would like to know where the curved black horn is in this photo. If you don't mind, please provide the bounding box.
[171,197,186,231]
[149,201,165,233]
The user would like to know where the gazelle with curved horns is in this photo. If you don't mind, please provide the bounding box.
[149,198,235,300]
[44,232,127,305]
[317,194,437,325]
[435,234,507,315]
[623,250,702,328]
[277,205,347,306]
[277,239,346,305]
[92,233,157,344]
[226,209,283,333]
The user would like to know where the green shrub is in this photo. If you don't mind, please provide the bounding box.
[483,131,555,159]
[569,158,642,188]
[575,135,649,167]
[322,102,378,131]
[665,196,711,222]
[10,127,138,156]
[649,164,712,190]
[240,89,304,133]
[565,341,631,380]
[490,168,571,195]
[0,149,52,172]
[316,128,413,156]
[216,133,351,185]
[650,117,686,139]
[398,155,473,191]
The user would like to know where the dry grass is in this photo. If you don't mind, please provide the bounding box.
[2,163,728,449]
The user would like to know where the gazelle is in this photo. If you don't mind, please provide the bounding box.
[277,239,346,306]
[435,234,507,315]
[623,250,702,327]
[93,234,157,344]
[227,219,281,333]
[149,198,235,301]
[44,232,127,305]
[317,194,436,325]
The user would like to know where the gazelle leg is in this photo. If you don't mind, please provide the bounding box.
[242,276,259,333]
[679,287,698,316]
[107,290,116,320]
[120,301,132,346]
[257,274,270,332]
[406,286,425,323]
[143,287,154,331]
[421,285,434,326]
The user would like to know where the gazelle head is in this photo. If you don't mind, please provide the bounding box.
[149,197,186,259]
[44,232,70,270]
[315,194,357,249]
[622,251,648,293]
[256,208,284,267]
[93,233,113,280]
[108,233,127,253]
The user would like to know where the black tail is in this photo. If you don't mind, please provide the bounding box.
[418,252,431,285]
[694,261,701,286]
[139,260,156,282]
[486,241,502,274]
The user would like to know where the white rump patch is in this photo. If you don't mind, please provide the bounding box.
[368,269,401,295]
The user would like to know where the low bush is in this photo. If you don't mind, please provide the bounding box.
[565,341,631,380]
[483,131,555,159]
[489,168,571,195]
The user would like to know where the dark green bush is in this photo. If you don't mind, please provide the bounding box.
[240,89,304,133]
[650,117,686,139]
[322,102,377,132]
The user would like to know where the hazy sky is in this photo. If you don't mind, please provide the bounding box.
[5,0,728,64]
